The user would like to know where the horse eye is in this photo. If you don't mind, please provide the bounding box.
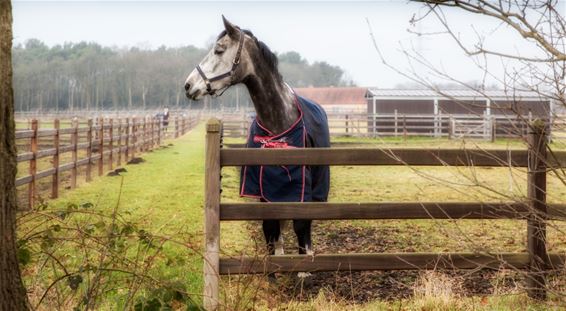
[214,49,224,55]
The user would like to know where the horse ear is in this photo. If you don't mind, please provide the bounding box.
[222,15,239,39]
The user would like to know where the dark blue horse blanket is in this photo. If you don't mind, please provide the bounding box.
[240,95,330,202]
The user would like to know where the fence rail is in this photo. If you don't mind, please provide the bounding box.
[203,118,566,310]
[15,114,199,209]
[220,112,564,141]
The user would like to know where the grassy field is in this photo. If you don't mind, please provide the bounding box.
[19,124,209,310]
[17,123,566,310]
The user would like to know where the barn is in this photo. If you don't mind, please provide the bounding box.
[366,89,552,138]
[295,87,367,113]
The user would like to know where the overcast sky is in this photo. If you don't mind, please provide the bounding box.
[12,1,564,87]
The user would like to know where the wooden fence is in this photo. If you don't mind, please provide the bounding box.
[204,118,566,310]
[220,112,557,141]
[15,114,199,209]
[14,109,194,120]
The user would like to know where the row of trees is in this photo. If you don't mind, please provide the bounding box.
[13,40,354,112]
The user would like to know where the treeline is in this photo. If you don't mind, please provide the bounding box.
[13,39,354,112]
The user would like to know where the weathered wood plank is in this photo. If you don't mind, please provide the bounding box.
[59,145,74,153]
[29,120,38,209]
[58,162,75,173]
[76,157,91,167]
[125,118,130,161]
[16,152,33,162]
[86,119,93,182]
[526,122,549,300]
[71,120,78,189]
[36,168,56,180]
[219,253,566,274]
[51,119,60,199]
[15,175,32,187]
[98,118,104,176]
[15,130,34,139]
[117,119,122,166]
[36,148,57,159]
[220,202,566,221]
[36,129,57,137]
[221,148,530,167]
[59,127,76,135]
[108,118,114,171]
[204,119,222,311]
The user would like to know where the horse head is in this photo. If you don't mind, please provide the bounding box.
[185,16,251,100]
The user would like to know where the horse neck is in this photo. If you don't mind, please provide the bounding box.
[243,70,299,134]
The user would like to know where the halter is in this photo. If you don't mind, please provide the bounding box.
[196,28,245,96]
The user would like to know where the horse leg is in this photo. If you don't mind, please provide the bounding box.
[293,219,313,279]
[262,219,281,282]
[293,219,313,255]
[262,219,281,255]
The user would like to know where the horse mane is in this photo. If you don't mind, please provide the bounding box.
[217,29,282,81]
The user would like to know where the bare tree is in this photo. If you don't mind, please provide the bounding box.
[368,0,564,112]
[366,0,566,302]
[0,0,30,309]
[415,0,564,106]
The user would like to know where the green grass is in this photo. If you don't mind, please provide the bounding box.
[18,125,566,310]
[19,123,221,309]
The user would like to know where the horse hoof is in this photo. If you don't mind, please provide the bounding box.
[267,273,277,284]
[297,272,312,279]
[296,272,313,288]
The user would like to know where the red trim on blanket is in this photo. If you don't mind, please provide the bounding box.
[301,124,307,202]
[240,94,307,202]
[255,95,303,140]
[239,121,254,198]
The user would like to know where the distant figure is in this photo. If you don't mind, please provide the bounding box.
[162,107,170,132]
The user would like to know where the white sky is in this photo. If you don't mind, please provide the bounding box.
[12,1,564,87]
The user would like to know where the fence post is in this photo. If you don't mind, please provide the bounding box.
[490,116,496,143]
[144,117,149,150]
[140,118,145,152]
[51,119,60,199]
[526,120,549,300]
[403,114,407,142]
[394,110,398,137]
[109,118,114,171]
[132,118,137,159]
[204,118,222,310]
[175,116,179,138]
[125,118,130,161]
[157,117,162,146]
[150,117,155,149]
[439,111,443,138]
[86,119,93,182]
[117,119,122,167]
[108,118,114,170]
[142,116,148,152]
[147,117,151,149]
[71,119,78,189]
[448,115,454,140]
[29,119,38,209]
[98,118,104,176]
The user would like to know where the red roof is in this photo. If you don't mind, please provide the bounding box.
[294,87,368,106]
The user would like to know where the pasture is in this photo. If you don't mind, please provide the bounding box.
[17,121,566,310]
[14,115,197,209]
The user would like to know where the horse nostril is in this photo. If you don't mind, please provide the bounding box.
[184,82,191,92]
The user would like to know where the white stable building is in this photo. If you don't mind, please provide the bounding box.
[365,89,552,138]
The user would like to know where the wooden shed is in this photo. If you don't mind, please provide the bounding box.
[366,89,552,138]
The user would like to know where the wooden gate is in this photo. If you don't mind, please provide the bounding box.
[450,117,494,140]
[203,118,566,310]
